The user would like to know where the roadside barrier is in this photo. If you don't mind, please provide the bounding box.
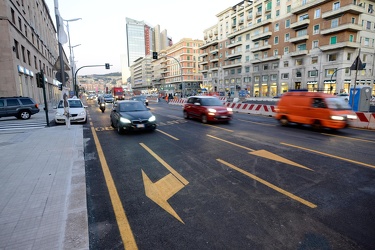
[167,99,375,130]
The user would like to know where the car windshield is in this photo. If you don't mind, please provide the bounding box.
[119,102,147,112]
[104,94,112,98]
[132,96,145,101]
[57,100,83,108]
[325,97,351,110]
[200,98,223,106]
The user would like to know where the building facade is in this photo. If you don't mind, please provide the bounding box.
[200,0,375,98]
[0,0,69,104]
[130,56,152,92]
[151,38,204,96]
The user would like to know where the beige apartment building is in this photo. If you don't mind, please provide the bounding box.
[200,0,375,98]
[0,0,69,104]
[151,38,204,96]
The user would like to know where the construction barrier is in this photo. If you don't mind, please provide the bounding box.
[167,99,375,130]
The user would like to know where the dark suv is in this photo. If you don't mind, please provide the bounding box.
[0,96,40,120]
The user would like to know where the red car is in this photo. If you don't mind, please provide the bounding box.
[183,96,233,123]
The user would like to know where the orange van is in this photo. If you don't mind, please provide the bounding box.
[274,91,357,130]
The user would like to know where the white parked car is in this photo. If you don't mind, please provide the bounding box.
[55,98,87,124]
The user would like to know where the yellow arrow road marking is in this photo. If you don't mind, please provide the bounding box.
[217,159,317,208]
[90,126,138,249]
[140,143,189,223]
[142,171,185,224]
[249,150,313,171]
[281,142,375,170]
[207,134,311,171]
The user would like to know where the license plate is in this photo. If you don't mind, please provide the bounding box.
[136,124,145,128]
[221,116,227,118]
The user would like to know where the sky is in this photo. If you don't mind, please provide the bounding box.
[44,0,239,76]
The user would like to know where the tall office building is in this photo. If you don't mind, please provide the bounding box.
[125,17,172,67]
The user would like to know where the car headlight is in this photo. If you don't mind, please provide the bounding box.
[120,117,131,123]
[79,111,86,116]
[208,108,217,113]
[331,115,345,121]
[148,115,156,122]
[347,114,357,120]
[227,108,233,112]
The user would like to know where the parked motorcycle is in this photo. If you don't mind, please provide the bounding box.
[99,102,105,113]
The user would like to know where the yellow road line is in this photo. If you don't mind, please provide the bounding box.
[217,159,317,208]
[207,134,255,151]
[204,124,234,132]
[281,142,375,170]
[140,143,189,185]
[90,126,137,250]
[321,133,375,144]
[156,129,179,140]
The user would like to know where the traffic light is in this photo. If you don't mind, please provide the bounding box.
[58,83,62,91]
[36,72,44,88]
[152,52,158,59]
[105,63,110,69]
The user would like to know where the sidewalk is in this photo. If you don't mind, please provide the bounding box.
[0,104,88,249]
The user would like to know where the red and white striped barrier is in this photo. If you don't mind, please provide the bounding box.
[167,100,375,130]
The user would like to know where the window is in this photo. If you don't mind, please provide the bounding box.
[275,23,279,31]
[276,0,280,6]
[263,64,269,70]
[347,53,352,61]
[349,35,354,42]
[333,2,340,10]
[245,66,250,73]
[245,44,250,50]
[262,75,268,81]
[283,61,289,67]
[272,63,278,69]
[285,33,290,41]
[312,40,319,48]
[284,47,289,54]
[285,19,290,28]
[299,14,309,21]
[237,68,242,74]
[11,8,15,24]
[281,73,289,79]
[365,37,370,46]
[331,18,339,28]
[276,10,280,17]
[297,29,307,37]
[245,55,250,62]
[312,57,318,64]
[315,8,321,18]
[287,5,291,13]
[297,43,306,51]
[14,40,19,59]
[313,25,320,34]
[309,70,318,77]
[246,34,250,40]
[274,49,278,56]
[328,54,337,61]
[296,71,302,77]
[351,17,356,24]
[367,21,371,30]
[274,36,279,44]
[254,65,259,72]
[330,36,337,44]
[296,59,303,66]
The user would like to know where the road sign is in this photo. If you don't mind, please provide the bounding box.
[56,71,69,82]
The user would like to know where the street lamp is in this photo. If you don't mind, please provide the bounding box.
[71,44,81,95]
[64,18,82,96]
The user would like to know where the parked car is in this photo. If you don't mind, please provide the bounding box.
[110,100,156,134]
[0,96,39,120]
[183,96,233,123]
[87,94,96,100]
[131,95,148,106]
[103,94,114,103]
[54,98,87,124]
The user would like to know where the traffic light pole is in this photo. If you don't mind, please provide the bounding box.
[39,70,50,127]
[74,64,111,95]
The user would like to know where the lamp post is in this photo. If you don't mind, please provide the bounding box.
[64,18,82,96]
[70,44,81,96]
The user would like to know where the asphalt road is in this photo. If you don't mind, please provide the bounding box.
[83,99,375,250]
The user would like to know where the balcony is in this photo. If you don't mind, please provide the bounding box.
[210,57,219,63]
[199,39,219,49]
[209,49,219,54]
[319,42,360,51]
[251,44,271,52]
[198,60,208,65]
[250,55,281,63]
[226,52,242,60]
[222,61,242,69]
[320,23,362,35]
[289,50,308,57]
[291,0,326,14]
[251,31,272,41]
[199,52,208,58]
[227,40,243,49]
[322,4,364,19]
[290,19,310,30]
[289,35,309,43]
[227,19,272,39]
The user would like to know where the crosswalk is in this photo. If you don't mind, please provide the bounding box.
[0,121,48,132]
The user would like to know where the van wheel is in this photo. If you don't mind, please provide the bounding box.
[312,120,322,131]
[279,116,289,126]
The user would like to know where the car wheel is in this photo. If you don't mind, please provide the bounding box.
[19,110,31,120]
[117,122,123,134]
[201,114,208,124]
[279,116,289,126]
[183,111,190,119]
